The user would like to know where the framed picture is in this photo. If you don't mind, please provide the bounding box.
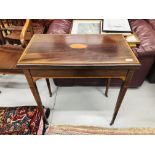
[71,20,101,34]
[102,19,132,33]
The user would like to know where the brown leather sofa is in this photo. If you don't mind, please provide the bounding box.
[128,19,155,87]
[46,19,155,87]
[145,20,155,83]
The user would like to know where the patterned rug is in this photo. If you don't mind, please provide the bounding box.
[47,125,155,135]
[0,106,43,135]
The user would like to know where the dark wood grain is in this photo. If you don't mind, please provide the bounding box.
[30,69,127,79]
[17,34,140,69]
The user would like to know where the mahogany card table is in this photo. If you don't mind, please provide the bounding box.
[17,34,140,125]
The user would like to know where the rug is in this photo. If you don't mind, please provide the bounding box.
[47,125,155,135]
[0,106,42,135]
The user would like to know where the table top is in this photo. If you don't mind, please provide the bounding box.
[17,34,140,69]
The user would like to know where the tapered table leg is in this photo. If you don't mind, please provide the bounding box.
[110,70,134,125]
[24,69,48,125]
[105,78,111,97]
[46,78,52,97]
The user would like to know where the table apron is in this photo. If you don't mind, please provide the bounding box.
[29,69,128,79]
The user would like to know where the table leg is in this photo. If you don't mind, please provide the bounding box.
[24,69,48,124]
[105,78,111,97]
[110,70,134,125]
[46,78,52,97]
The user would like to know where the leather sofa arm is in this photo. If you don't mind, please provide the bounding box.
[47,19,72,34]
[129,19,155,57]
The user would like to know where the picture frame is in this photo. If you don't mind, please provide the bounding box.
[71,20,101,34]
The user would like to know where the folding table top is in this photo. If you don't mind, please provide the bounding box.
[17,34,140,69]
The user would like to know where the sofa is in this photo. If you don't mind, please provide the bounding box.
[145,20,155,83]
[47,19,72,34]
[128,19,155,87]
[46,19,155,87]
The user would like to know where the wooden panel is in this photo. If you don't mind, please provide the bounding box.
[0,69,22,74]
[17,34,140,69]
[30,69,128,78]
[0,45,24,69]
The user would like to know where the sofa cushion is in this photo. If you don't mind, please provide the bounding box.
[47,19,72,34]
[129,19,155,57]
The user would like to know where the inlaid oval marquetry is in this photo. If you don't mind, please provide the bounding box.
[70,44,87,49]
[125,58,133,62]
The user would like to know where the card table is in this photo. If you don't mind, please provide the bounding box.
[17,34,140,125]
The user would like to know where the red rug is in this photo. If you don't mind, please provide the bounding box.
[0,106,42,135]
